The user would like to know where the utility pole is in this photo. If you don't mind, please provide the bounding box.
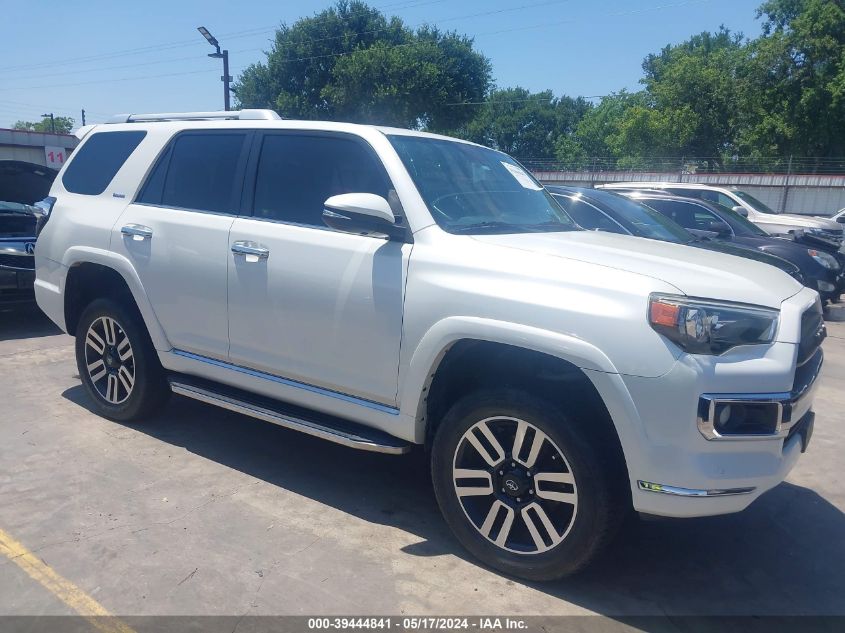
[780,154,793,213]
[41,112,55,134]
[197,26,232,111]
[81,109,86,126]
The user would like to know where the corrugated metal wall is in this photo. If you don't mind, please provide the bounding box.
[534,171,845,216]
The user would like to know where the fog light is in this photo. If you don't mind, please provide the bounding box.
[699,398,783,439]
[818,281,835,292]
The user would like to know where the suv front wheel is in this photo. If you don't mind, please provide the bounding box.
[431,389,622,580]
[75,298,170,421]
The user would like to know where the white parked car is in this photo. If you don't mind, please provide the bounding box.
[33,111,824,580]
[600,182,844,245]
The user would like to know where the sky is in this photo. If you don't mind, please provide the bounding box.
[1,0,765,130]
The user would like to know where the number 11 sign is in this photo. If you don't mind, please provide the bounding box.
[44,145,66,169]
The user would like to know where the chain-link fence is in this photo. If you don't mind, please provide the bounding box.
[519,156,845,176]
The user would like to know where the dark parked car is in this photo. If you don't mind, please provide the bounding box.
[0,201,38,305]
[623,193,844,303]
[547,186,808,286]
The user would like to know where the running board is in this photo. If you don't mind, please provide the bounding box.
[168,375,410,455]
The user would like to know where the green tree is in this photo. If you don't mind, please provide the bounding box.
[641,27,745,162]
[463,88,589,161]
[13,116,74,134]
[233,1,491,131]
[737,0,845,158]
[558,28,744,167]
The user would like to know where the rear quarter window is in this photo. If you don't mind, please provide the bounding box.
[61,130,146,195]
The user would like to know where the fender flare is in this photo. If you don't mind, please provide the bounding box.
[399,316,621,443]
[61,246,172,351]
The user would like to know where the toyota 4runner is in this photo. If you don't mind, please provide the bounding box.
[33,110,824,580]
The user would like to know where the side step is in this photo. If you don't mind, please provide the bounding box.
[168,374,411,455]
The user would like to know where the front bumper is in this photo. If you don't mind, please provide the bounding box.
[615,287,823,518]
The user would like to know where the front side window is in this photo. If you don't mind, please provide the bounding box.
[62,131,146,195]
[140,133,247,214]
[388,135,575,234]
[252,134,391,226]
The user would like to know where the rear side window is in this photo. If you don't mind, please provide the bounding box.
[553,196,625,234]
[62,131,146,195]
[139,132,247,214]
[251,133,391,226]
[647,199,719,230]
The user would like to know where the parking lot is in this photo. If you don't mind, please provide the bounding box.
[1,305,843,619]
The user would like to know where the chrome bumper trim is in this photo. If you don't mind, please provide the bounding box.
[638,481,756,497]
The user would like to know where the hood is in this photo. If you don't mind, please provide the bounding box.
[471,230,803,308]
[756,212,842,232]
[693,238,801,278]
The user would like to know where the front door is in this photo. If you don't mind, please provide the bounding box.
[227,131,409,406]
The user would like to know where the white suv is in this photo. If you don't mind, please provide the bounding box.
[34,110,824,580]
[600,181,844,245]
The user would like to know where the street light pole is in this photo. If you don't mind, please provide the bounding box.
[41,112,55,134]
[197,26,232,111]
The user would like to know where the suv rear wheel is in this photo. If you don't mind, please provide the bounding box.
[75,298,170,421]
[431,389,621,580]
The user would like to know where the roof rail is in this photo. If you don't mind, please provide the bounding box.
[105,109,281,123]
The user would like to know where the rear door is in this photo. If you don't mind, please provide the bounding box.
[227,130,409,406]
[113,130,251,359]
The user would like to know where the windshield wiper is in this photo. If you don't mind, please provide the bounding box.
[448,221,522,234]
[448,220,572,234]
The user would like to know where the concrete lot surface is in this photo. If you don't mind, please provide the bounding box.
[0,304,843,618]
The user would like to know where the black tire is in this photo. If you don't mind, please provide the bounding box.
[75,297,170,421]
[431,388,625,581]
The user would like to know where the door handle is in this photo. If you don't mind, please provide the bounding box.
[231,241,270,260]
[121,224,153,241]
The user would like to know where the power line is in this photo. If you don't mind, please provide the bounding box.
[5,0,559,83]
[4,0,710,94]
[0,0,449,75]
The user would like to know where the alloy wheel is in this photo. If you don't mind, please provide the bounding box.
[83,316,135,405]
[452,416,578,554]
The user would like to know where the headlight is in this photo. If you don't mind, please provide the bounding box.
[807,248,840,271]
[648,294,779,354]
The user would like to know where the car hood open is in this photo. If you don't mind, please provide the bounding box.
[472,230,804,308]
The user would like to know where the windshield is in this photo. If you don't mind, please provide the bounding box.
[733,190,778,215]
[388,135,577,234]
[555,190,693,243]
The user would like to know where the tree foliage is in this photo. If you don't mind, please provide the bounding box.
[737,0,845,157]
[463,88,589,160]
[234,0,845,165]
[13,116,74,134]
[233,1,491,131]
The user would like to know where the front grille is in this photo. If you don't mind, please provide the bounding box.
[797,301,825,367]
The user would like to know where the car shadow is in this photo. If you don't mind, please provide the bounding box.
[0,304,61,341]
[62,385,845,616]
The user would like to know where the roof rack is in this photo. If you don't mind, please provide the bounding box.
[105,109,281,123]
